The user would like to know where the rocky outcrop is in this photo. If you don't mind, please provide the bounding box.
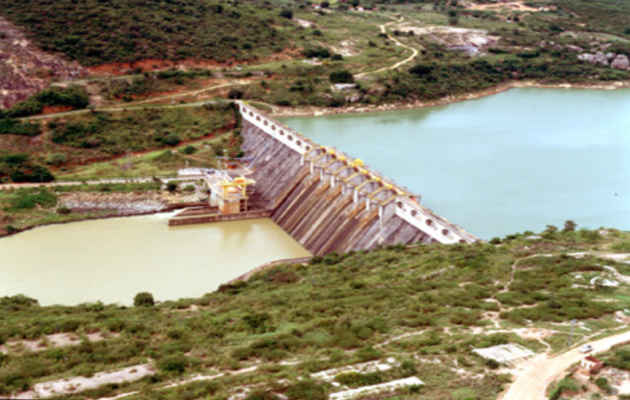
[611,55,630,70]
[0,17,86,109]
[578,51,629,70]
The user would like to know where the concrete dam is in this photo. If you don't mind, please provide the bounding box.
[238,102,478,255]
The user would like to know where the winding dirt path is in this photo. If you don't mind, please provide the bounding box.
[500,329,630,400]
[356,17,420,78]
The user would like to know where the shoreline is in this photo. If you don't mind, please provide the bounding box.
[0,206,191,240]
[269,80,630,117]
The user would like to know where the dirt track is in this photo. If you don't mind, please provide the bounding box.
[500,329,630,399]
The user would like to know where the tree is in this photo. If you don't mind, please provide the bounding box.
[329,70,354,84]
[563,220,577,232]
[279,9,293,19]
[166,182,179,193]
[321,1,330,8]
[133,292,155,307]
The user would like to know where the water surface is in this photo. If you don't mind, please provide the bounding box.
[0,214,310,305]
[281,88,630,239]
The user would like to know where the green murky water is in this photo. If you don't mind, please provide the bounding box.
[0,215,309,305]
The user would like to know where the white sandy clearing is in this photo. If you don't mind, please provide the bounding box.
[473,343,534,363]
[311,358,398,381]
[330,377,424,400]
[12,363,154,399]
[0,332,116,355]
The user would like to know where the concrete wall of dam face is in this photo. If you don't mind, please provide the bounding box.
[238,103,477,255]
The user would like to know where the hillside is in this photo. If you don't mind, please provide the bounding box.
[1,227,630,399]
[0,0,289,67]
[1,0,629,111]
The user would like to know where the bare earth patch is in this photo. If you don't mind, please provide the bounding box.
[0,17,85,109]
[396,25,498,52]
[13,363,154,399]
[0,332,117,355]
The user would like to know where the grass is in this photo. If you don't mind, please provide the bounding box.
[1,228,630,398]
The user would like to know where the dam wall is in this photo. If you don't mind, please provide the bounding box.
[238,102,477,255]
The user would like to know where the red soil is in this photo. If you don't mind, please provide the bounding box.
[42,105,75,115]
[87,52,296,77]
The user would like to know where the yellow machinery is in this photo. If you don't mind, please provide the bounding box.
[207,174,256,215]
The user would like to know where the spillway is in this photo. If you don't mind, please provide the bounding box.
[238,102,477,255]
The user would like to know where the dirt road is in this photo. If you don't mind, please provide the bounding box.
[500,329,630,399]
[356,18,419,77]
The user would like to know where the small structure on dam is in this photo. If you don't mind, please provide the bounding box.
[236,102,478,255]
[206,172,255,215]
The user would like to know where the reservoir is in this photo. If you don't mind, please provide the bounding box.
[0,215,310,306]
[2,87,628,305]
[280,88,630,239]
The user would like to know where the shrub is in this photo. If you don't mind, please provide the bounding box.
[162,133,181,146]
[166,182,178,193]
[245,390,279,400]
[303,47,331,59]
[158,354,189,374]
[0,119,42,136]
[56,205,71,215]
[595,377,611,393]
[181,145,197,155]
[243,312,271,333]
[9,189,58,210]
[329,70,354,84]
[279,9,293,19]
[285,381,326,400]
[228,88,244,99]
[563,220,577,232]
[46,153,68,167]
[0,295,38,311]
[335,371,382,387]
[133,292,155,307]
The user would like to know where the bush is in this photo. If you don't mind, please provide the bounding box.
[46,153,68,167]
[162,133,181,146]
[9,189,58,210]
[0,119,42,136]
[133,292,155,307]
[158,354,189,374]
[329,70,354,84]
[279,9,293,19]
[335,371,382,387]
[243,312,271,333]
[285,381,326,400]
[181,145,197,155]
[303,47,331,59]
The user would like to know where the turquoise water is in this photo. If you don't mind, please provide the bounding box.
[280,88,630,239]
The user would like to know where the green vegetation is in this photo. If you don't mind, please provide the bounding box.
[0,153,54,183]
[0,104,239,184]
[0,86,90,119]
[548,377,579,399]
[0,0,290,66]
[134,292,155,308]
[0,182,165,237]
[1,228,630,399]
[49,104,236,156]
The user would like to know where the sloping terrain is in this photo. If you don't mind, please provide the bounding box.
[0,17,85,109]
[1,228,630,399]
[0,0,288,67]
